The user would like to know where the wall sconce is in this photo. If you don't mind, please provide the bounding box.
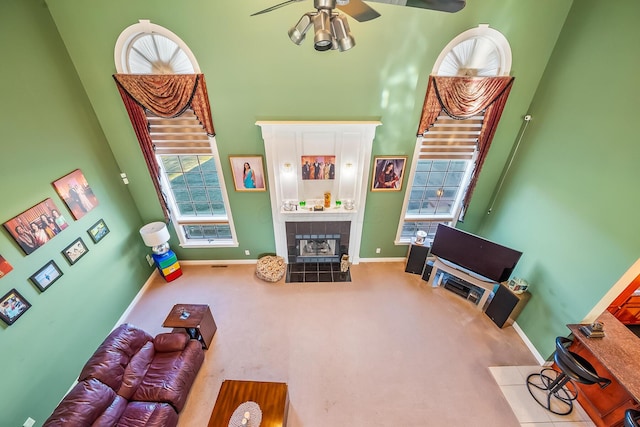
[281,162,294,174]
[139,222,182,282]
[343,162,355,176]
[436,188,444,197]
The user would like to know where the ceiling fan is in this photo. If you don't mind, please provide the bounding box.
[251,0,466,52]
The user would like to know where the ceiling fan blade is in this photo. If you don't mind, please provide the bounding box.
[366,0,465,13]
[250,0,305,17]
[337,0,381,22]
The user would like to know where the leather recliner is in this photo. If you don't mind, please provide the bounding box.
[44,323,205,426]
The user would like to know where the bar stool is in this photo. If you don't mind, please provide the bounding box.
[625,409,640,427]
[526,336,611,415]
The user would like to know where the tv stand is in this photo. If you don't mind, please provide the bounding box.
[426,257,497,310]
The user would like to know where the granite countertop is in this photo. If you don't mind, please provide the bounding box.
[568,310,640,401]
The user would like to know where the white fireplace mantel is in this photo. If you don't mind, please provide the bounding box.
[257,121,381,264]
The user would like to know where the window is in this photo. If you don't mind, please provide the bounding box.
[158,154,234,246]
[397,25,511,244]
[398,111,479,243]
[114,21,237,247]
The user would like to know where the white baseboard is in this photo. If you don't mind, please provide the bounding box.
[179,259,257,266]
[357,257,405,263]
[512,321,547,365]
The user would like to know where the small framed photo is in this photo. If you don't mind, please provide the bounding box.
[229,155,266,191]
[62,237,89,265]
[0,289,31,326]
[371,156,407,191]
[30,260,63,292]
[87,219,110,243]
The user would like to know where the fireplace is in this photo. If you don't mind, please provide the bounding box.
[286,221,351,283]
[286,221,350,263]
[258,121,380,268]
[296,235,340,263]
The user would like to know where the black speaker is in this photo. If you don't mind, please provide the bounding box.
[485,284,520,328]
[421,259,434,282]
[405,244,430,274]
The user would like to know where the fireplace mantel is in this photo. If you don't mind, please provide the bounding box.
[257,121,380,264]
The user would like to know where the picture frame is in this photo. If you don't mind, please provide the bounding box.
[300,155,336,180]
[229,156,266,191]
[0,289,31,326]
[30,260,63,292]
[87,218,110,243]
[62,237,89,265]
[52,169,99,220]
[3,198,69,255]
[371,156,407,191]
[0,254,13,279]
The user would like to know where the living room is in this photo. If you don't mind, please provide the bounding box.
[1,0,639,425]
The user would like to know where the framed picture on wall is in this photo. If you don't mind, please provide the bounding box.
[0,255,13,279]
[0,289,31,326]
[30,260,63,292]
[3,198,69,255]
[229,155,266,191]
[52,169,99,220]
[87,219,110,243]
[371,156,407,191]
[300,155,336,180]
[62,237,89,265]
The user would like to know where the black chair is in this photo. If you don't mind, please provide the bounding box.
[526,336,611,415]
[625,409,640,427]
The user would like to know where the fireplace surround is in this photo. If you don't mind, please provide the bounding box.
[258,121,380,265]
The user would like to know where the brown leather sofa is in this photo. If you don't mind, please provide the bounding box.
[44,323,205,427]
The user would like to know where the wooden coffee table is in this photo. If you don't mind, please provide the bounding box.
[207,380,289,427]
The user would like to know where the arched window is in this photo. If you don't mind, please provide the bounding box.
[398,25,513,243]
[114,20,237,248]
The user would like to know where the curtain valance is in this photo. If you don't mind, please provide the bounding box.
[416,75,515,213]
[113,73,215,136]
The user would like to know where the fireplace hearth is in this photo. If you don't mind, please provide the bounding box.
[286,262,351,283]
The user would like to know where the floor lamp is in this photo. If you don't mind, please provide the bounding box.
[139,222,182,282]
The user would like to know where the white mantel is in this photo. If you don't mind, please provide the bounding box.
[257,121,381,264]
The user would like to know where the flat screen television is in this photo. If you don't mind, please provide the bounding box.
[430,224,522,283]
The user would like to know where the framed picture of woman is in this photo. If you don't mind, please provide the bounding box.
[229,156,266,192]
[371,156,407,191]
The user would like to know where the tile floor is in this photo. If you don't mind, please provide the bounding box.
[490,366,596,427]
[285,261,351,283]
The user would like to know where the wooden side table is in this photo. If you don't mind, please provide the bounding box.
[162,304,217,349]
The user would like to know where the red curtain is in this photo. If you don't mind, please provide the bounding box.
[416,75,515,212]
[113,74,216,220]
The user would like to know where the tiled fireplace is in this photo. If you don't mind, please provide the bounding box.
[286,221,351,263]
[285,221,351,283]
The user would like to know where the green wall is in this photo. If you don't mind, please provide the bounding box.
[0,1,152,425]
[45,0,571,260]
[478,0,640,358]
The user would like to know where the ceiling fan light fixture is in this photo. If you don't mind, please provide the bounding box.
[331,14,355,52]
[313,10,334,51]
[289,13,313,45]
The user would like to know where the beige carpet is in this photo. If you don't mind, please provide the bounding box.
[122,262,539,427]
